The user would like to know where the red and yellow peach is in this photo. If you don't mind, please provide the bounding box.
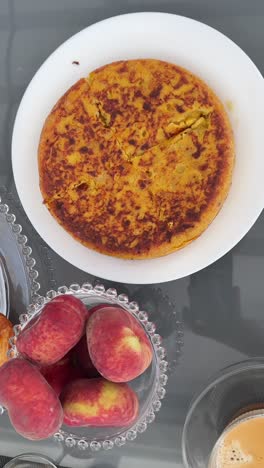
[17,295,86,366]
[0,358,63,440]
[61,377,138,427]
[87,307,153,382]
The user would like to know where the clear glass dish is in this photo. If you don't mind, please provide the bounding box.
[182,358,264,468]
[6,283,168,452]
[4,453,56,467]
[0,193,41,316]
[0,188,58,302]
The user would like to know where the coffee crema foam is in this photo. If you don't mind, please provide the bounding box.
[215,440,252,466]
[209,415,264,467]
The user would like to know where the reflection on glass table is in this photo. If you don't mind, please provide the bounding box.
[184,252,264,357]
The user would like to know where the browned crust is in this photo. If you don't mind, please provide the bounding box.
[38,78,88,197]
[38,59,235,259]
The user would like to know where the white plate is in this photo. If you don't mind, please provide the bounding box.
[12,12,264,284]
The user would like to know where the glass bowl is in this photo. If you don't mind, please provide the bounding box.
[182,358,264,468]
[4,453,57,467]
[5,283,168,452]
[0,193,41,315]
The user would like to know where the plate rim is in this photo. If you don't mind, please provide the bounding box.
[12,12,264,284]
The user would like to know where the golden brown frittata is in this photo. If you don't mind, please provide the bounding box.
[38,59,234,259]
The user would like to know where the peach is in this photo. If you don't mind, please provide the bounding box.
[40,353,85,396]
[71,336,99,378]
[17,295,86,366]
[0,358,63,440]
[87,307,153,382]
[86,303,120,321]
[61,378,138,427]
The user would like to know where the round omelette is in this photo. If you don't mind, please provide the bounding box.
[38,59,234,259]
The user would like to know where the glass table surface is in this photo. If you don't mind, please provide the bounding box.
[0,1,263,466]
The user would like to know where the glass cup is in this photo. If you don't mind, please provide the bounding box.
[182,358,264,468]
[4,454,56,467]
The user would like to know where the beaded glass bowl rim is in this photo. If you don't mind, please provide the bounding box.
[0,195,40,301]
[5,283,168,452]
